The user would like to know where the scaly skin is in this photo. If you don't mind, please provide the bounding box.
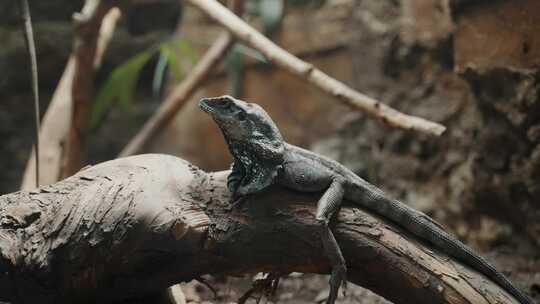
[199,95,533,304]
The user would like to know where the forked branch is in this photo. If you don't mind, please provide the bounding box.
[119,0,245,157]
[119,32,234,157]
[20,5,121,190]
[62,0,119,178]
[185,0,446,136]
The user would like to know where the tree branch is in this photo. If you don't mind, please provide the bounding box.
[0,155,518,303]
[119,32,234,157]
[18,0,41,188]
[20,7,121,190]
[119,0,245,158]
[184,0,446,136]
[61,0,118,178]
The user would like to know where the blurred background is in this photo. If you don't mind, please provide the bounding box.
[0,0,539,303]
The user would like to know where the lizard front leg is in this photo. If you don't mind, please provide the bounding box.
[227,161,248,208]
[316,178,347,304]
[227,161,244,196]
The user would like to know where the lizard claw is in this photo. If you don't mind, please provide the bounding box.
[230,194,247,209]
[237,272,280,304]
[327,264,346,304]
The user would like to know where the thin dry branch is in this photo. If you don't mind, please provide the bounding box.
[0,155,524,303]
[18,0,41,188]
[20,8,121,190]
[62,0,118,178]
[119,0,244,158]
[185,0,446,136]
[119,32,234,157]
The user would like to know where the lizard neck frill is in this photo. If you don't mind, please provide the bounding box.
[228,138,284,194]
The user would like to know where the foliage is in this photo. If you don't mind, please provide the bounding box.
[225,0,325,96]
[246,0,284,35]
[288,0,326,7]
[92,0,326,127]
[90,39,197,130]
[90,50,151,130]
[246,0,326,34]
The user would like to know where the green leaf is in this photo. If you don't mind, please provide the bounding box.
[159,43,183,83]
[245,0,261,16]
[152,51,170,97]
[224,43,245,97]
[175,39,198,65]
[90,50,152,129]
[152,39,198,97]
[259,0,284,35]
[235,44,267,63]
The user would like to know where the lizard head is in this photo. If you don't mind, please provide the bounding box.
[199,96,285,194]
[199,95,284,150]
[199,95,253,141]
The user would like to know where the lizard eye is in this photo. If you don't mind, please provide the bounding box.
[237,111,247,121]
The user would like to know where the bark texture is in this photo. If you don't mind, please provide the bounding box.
[0,155,522,304]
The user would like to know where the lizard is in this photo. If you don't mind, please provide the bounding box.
[198,95,534,304]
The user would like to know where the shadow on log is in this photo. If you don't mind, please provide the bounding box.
[0,155,519,303]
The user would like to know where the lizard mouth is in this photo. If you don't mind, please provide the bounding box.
[199,96,233,115]
[199,100,213,114]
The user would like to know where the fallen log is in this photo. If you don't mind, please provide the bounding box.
[0,154,519,303]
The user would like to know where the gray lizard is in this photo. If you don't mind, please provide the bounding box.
[199,95,533,304]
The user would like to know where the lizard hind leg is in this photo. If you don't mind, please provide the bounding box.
[316,178,347,304]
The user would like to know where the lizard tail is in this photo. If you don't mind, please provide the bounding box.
[351,183,534,304]
[414,213,534,304]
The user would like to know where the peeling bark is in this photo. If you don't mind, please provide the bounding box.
[0,155,521,303]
